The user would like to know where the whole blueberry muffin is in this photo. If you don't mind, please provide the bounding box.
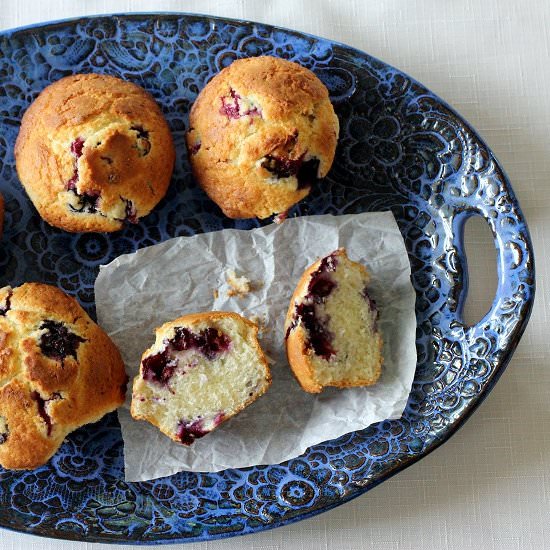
[15,73,175,232]
[186,56,339,219]
[285,249,383,393]
[131,312,271,445]
[0,283,127,469]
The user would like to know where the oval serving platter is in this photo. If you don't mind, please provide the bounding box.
[0,13,534,544]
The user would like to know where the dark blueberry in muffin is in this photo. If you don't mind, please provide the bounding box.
[262,154,320,190]
[293,302,336,360]
[285,252,340,359]
[39,320,86,361]
[66,137,85,191]
[176,418,209,445]
[171,327,231,359]
[71,137,85,158]
[176,412,225,445]
[0,289,12,316]
[194,328,231,359]
[261,155,303,179]
[142,350,177,386]
[31,391,61,436]
[189,141,201,155]
[123,198,138,224]
[69,191,100,214]
[220,89,261,119]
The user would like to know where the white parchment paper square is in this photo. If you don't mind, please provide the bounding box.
[94,212,417,481]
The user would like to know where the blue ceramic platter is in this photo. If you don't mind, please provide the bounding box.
[0,12,535,544]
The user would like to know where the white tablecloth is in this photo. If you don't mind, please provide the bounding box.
[0,1,548,549]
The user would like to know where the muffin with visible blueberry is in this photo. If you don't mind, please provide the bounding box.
[131,312,271,445]
[285,248,383,393]
[0,283,127,469]
[15,73,175,232]
[186,56,339,219]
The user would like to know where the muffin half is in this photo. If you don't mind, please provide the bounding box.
[285,249,383,393]
[131,312,271,444]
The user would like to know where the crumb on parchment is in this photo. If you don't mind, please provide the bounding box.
[226,269,252,297]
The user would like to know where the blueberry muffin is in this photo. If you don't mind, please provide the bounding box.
[131,312,271,445]
[285,249,383,393]
[186,56,339,219]
[15,73,175,232]
[0,283,127,469]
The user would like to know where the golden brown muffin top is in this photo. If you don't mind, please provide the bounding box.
[15,73,175,232]
[186,56,339,219]
[0,283,127,469]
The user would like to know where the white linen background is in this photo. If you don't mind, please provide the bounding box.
[0,1,548,549]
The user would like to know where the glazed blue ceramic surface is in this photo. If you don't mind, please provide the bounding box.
[0,13,534,544]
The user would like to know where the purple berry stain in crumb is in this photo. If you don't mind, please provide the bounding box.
[71,137,85,157]
[123,198,138,224]
[171,327,195,352]
[143,327,231,386]
[176,418,209,445]
[361,285,379,328]
[171,327,231,360]
[39,320,86,362]
[307,253,338,299]
[293,302,336,360]
[142,350,177,386]
[262,154,320,189]
[67,137,85,190]
[213,411,225,425]
[220,88,262,120]
[308,271,336,299]
[189,141,201,155]
[0,289,12,316]
[31,391,61,436]
[176,412,225,445]
[286,252,339,360]
[66,137,105,214]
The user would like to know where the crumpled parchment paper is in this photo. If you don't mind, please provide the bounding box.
[95,212,417,481]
